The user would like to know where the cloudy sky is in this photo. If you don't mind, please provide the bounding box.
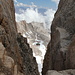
[14,0,59,9]
[14,0,60,29]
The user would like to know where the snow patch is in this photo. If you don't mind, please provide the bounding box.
[32,39,46,75]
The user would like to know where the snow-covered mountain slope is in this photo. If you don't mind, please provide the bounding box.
[16,20,50,74]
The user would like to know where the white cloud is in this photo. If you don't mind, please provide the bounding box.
[14,0,17,3]
[15,8,44,23]
[15,7,55,29]
[44,9,55,29]
[15,3,37,8]
[51,0,60,4]
[14,1,50,9]
[14,1,37,8]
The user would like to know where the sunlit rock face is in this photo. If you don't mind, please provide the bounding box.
[42,0,75,75]
[16,20,50,74]
[0,0,39,75]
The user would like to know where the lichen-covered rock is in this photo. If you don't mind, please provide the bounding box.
[0,0,39,75]
[42,0,75,75]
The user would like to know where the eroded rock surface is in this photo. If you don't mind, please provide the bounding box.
[46,69,75,75]
[42,0,75,75]
[0,0,39,75]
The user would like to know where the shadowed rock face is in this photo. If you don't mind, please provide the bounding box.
[0,0,39,75]
[17,34,39,75]
[42,0,75,75]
